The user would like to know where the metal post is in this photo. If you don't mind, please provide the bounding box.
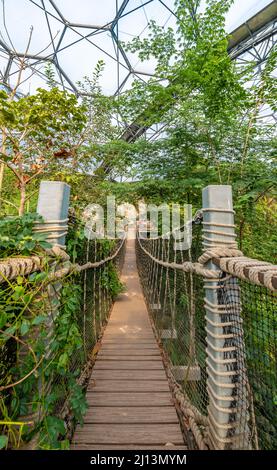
[36,180,70,248]
[202,185,250,450]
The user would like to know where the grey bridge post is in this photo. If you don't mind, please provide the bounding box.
[36,180,71,248]
[202,185,251,450]
[35,181,71,354]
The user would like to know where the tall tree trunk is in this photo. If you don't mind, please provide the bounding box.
[0,163,4,201]
[0,130,7,211]
[19,183,26,216]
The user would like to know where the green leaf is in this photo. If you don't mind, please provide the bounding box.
[20,319,30,336]
[0,312,7,329]
[16,276,24,285]
[45,416,66,437]
[1,325,16,340]
[0,435,8,449]
[32,315,47,326]
[58,352,69,370]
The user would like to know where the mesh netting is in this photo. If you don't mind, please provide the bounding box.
[78,238,125,358]
[53,236,126,416]
[218,276,277,450]
[0,233,125,447]
[136,222,277,450]
[136,223,209,418]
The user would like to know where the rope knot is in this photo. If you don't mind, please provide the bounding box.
[198,247,244,265]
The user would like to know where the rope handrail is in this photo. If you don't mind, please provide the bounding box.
[47,234,126,282]
[137,234,277,292]
[0,234,126,284]
[136,234,220,279]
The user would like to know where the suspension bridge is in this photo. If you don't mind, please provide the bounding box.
[72,228,186,450]
[1,181,274,450]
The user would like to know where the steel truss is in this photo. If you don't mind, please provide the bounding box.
[0,0,276,141]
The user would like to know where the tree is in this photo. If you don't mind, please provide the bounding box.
[0,88,87,215]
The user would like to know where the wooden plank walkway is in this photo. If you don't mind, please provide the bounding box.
[72,230,186,450]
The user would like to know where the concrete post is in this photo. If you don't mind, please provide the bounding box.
[202,185,250,450]
[36,181,70,248]
[35,181,71,384]
[19,181,71,436]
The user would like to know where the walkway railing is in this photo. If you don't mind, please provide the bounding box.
[136,185,276,450]
[0,181,125,449]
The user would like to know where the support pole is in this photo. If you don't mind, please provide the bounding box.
[19,181,71,438]
[202,185,250,450]
[35,180,71,248]
[35,181,71,379]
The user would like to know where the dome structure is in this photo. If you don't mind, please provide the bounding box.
[0,0,275,96]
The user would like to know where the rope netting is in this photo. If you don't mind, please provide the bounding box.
[0,227,125,448]
[136,221,276,450]
[217,277,277,450]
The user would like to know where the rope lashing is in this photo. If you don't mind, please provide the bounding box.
[33,218,69,249]
[46,235,126,282]
[202,207,238,250]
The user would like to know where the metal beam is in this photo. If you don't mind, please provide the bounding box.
[227,0,277,52]
[119,1,277,145]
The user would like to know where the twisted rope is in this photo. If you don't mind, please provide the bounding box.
[137,235,220,278]
[0,256,42,284]
[137,236,277,292]
[0,236,126,284]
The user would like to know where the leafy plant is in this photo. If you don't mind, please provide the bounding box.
[0,213,51,258]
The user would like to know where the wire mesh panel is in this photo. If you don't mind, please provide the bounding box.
[136,223,209,421]
[0,234,125,449]
[218,277,277,450]
[78,237,126,359]
[136,220,277,450]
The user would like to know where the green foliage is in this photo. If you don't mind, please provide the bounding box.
[100,262,124,299]
[0,269,87,450]
[44,63,56,89]
[0,434,8,449]
[0,87,87,214]
[0,213,51,257]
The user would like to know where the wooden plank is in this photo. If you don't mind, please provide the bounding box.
[71,236,186,450]
[97,355,161,361]
[101,343,159,350]
[82,406,179,423]
[87,380,169,392]
[72,444,187,450]
[91,370,166,380]
[85,392,174,406]
[94,361,164,370]
[104,326,153,332]
[103,336,155,341]
[102,339,157,344]
[99,349,160,356]
[74,424,184,445]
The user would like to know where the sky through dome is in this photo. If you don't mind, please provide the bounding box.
[0,0,273,96]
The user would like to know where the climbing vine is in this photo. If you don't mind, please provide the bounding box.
[0,213,124,449]
[0,265,87,449]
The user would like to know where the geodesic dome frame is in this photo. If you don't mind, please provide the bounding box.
[0,0,276,141]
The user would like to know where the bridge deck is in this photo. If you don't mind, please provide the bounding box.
[72,233,186,450]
